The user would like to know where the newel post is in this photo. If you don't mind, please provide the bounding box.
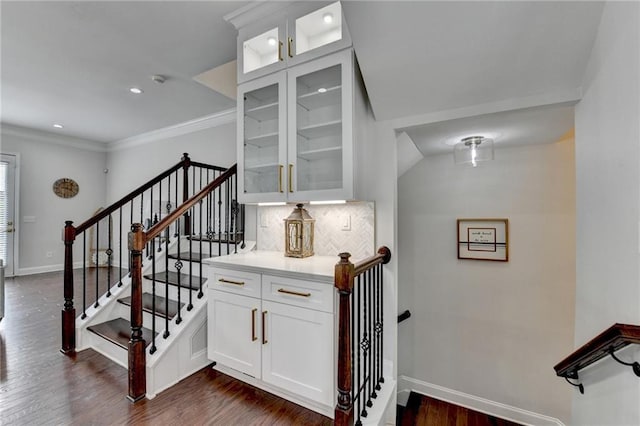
[128,223,146,402]
[181,152,191,235]
[61,220,76,354]
[335,252,355,426]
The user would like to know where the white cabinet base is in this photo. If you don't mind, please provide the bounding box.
[212,363,334,418]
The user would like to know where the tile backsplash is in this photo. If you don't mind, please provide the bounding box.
[257,202,375,262]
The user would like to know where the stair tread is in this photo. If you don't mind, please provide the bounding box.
[118,293,184,320]
[87,318,157,350]
[143,271,206,289]
[167,252,211,262]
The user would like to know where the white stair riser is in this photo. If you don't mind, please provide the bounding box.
[142,281,203,302]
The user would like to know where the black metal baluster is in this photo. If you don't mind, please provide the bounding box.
[106,214,112,297]
[351,276,356,420]
[380,264,385,385]
[217,172,222,256]
[118,207,123,287]
[356,275,362,426]
[362,272,369,417]
[148,185,153,259]
[371,265,380,398]
[175,218,182,325]
[174,170,178,237]
[158,180,163,252]
[198,199,204,299]
[225,178,230,254]
[234,174,238,253]
[82,232,87,319]
[367,269,373,407]
[206,170,211,258]
[94,222,100,308]
[164,228,170,339]
[187,205,193,311]
[150,237,157,355]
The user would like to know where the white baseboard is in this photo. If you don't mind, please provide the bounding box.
[17,261,85,276]
[397,376,564,426]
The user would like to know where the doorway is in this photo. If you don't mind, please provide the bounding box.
[0,154,18,276]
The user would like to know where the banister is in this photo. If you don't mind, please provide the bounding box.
[353,246,391,276]
[145,164,237,242]
[554,323,640,393]
[190,160,227,172]
[75,160,188,235]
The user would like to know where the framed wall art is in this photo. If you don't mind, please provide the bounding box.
[457,218,509,261]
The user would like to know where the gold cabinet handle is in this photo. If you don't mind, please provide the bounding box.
[262,311,268,344]
[287,37,294,58]
[278,165,284,193]
[288,164,293,193]
[278,41,283,61]
[278,288,311,298]
[251,308,257,341]
[218,278,245,286]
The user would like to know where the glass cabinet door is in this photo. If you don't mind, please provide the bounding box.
[239,73,287,202]
[287,50,352,201]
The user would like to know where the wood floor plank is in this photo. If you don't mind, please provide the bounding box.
[0,270,331,425]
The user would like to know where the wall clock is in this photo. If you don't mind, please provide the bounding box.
[53,178,79,199]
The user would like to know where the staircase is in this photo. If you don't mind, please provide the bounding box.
[61,155,248,400]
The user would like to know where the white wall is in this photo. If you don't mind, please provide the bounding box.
[106,123,237,203]
[0,125,107,273]
[398,140,576,423]
[574,2,640,425]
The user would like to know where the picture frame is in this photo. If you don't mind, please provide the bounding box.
[457,218,509,261]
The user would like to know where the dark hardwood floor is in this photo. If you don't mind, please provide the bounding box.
[399,392,522,426]
[0,269,331,425]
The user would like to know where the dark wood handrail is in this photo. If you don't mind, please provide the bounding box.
[190,160,227,172]
[145,164,237,242]
[353,246,392,276]
[554,323,640,379]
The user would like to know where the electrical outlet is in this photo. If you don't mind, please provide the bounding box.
[46,251,53,258]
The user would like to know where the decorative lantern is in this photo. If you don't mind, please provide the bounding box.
[284,203,315,258]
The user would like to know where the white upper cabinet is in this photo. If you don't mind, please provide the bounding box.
[238,49,365,204]
[234,1,352,84]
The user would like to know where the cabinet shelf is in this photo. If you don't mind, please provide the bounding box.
[245,101,279,122]
[245,132,279,148]
[297,120,341,140]
[297,146,342,161]
[244,163,279,173]
[297,85,341,110]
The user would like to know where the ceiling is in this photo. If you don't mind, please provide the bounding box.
[402,103,576,158]
[1,1,605,151]
[1,1,246,143]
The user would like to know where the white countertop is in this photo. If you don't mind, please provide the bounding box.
[202,250,340,283]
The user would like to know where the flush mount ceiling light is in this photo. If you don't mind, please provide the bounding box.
[454,136,494,167]
[323,12,334,24]
[129,87,143,94]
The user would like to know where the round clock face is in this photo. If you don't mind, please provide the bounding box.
[53,178,79,198]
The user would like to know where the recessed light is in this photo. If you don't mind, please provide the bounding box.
[129,87,143,94]
[267,37,277,46]
[323,13,333,24]
[53,124,64,129]
[317,87,327,93]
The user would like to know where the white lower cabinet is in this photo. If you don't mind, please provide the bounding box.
[261,300,333,406]
[207,266,334,411]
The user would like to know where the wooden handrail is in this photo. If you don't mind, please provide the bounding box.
[190,160,227,172]
[354,246,392,277]
[554,323,640,379]
[75,158,186,235]
[145,164,236,242]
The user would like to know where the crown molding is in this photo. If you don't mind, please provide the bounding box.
[224,1,293,30]
[0,123,108,153]
[108,108,236,152]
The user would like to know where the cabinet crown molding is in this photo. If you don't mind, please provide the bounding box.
[224,1,294,30]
